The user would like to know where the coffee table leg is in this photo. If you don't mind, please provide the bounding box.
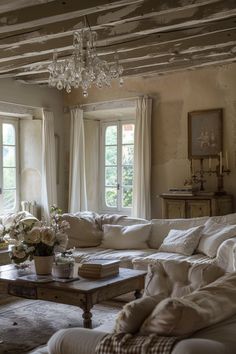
[80,297,93,329]
[134,289,142,299]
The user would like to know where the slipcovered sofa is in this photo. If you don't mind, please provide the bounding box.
[31,260,236,354]
[62,211,236,273]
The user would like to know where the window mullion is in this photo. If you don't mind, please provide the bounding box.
[0,122,2,212]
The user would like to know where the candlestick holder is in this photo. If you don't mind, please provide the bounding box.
[207,164,231,195]
[189,157,231,194]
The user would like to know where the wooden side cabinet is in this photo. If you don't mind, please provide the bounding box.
[160,194,233,219]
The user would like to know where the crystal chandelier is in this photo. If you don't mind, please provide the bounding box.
[48,26,124,96]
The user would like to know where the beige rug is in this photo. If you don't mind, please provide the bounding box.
[0,295,123,354]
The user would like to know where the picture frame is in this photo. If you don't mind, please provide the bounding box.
[188,108,223,158]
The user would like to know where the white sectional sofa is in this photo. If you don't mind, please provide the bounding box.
[62,211,236,273]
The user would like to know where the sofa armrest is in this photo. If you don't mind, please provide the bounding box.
[47,328,107,354]
[216,237,236,272]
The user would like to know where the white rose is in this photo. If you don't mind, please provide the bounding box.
[41,227,56,246]
[20,216,38,227]
[25,227,41,244]
[13,248,26,259]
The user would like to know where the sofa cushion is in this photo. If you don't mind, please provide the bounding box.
[62,212,103,248]
[72,247,157,268]
[197,219,236,258]
[149,216,209,249]
[158,226,204,256]
[144,260,224,298]
[114,295,165,334]
[132,252,212,271]
[140,272,236,336]
[101,224,151,250]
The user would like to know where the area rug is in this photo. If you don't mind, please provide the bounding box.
[0,296,123,354]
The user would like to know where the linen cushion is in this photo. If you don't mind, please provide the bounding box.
[197,219,236,258]
[149,216,209,249]
[62,212,103,248]
[144,260,224,298]
[114,294,165,334]
[158,226,204,256]
[140,272,236,336]
[101,223,151,249]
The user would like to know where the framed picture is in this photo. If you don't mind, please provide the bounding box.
[188,108,223,158]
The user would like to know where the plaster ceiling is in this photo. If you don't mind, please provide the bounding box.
[0,0,235,88]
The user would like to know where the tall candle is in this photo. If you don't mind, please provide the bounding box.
[226,151,229,169]
[219,151,223,175]
[209,157,211,169]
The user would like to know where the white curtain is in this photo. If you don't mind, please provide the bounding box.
[68,108,87,212]
[41,110,57,219]
[84,119,99,212]
[132,97,152,220]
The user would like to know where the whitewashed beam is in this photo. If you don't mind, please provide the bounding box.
[0,0,143,35]
[0,0,229,50]
[0,0,57,14]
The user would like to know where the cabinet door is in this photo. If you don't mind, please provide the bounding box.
[164,200,185,219]
[186,200,211,218]
[212,196,233,216]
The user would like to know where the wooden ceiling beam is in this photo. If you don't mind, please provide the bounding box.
[0,0,57,14]
[0,0,230,48]
[0,0,144,35]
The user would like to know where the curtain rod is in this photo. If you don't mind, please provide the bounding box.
[64,95,151,112]
[0,100,48,110]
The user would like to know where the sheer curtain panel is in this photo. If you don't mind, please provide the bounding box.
[69,108,88,212]
[132,97,152,220]
[41,110,57,219]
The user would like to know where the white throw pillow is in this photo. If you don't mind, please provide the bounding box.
[62,212,103,248]
[140,272,236,336]
[114,294,165,334]
[149,216,209,249]
[197,219,236,258]
[158,225,204,256]
[101,223,151,249]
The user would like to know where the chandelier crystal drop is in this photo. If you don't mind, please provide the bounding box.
[48,28,124,96]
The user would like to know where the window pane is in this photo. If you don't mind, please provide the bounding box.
[3,146,16,167]
[105,146,117,165]
[105,167,117,186]
[3,123,15,145]
[3,190,16,211]
[105,187,117,207]
[122,166,133,186]
[122,124,134,144]
[3,168,16,188]
[105,126,117,145]
[122,187,133,208]
[122,145,134,165]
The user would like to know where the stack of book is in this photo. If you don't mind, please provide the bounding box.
[78,259,120,279]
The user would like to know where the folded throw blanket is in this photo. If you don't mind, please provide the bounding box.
[95,333,178,354]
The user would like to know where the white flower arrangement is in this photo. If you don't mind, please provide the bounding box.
[3,206,70,264]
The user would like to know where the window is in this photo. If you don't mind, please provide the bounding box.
[101,120,135,213]
[0,118,19,214]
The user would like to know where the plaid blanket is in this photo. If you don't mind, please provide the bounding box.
[95,333,178,354]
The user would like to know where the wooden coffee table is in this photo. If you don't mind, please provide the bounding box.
[0,264,146,328]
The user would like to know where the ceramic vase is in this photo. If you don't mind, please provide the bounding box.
[34,255,54,275]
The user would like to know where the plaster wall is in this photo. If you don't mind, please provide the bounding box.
[0,79,65,211]
[64,63,236,218]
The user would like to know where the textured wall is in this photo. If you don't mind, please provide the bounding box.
[0,79,65,211]
[64,63,236,218]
